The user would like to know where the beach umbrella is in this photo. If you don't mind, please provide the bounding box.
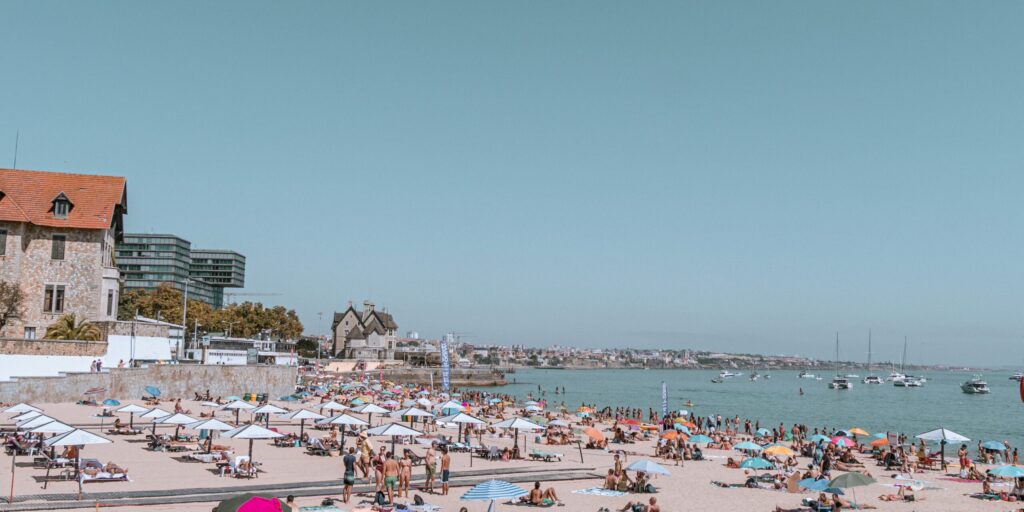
[916,428,970,471]
[834,430,853,438]
[755,428,772,437]
[144,385,161,397]
[281,409,325,444]
[352,403,389,426]
[582,427,605,443]
[416,397,433,408]
[661,430,684,440]
[829,472,876,504]
[115,403,149,429]
[673,424,691,434]
[830,436,855,447]
[983,441,1007,451]
[3,403,41,414]
[626,459,671,476]
[252,404,289,427]
[12,410,43,423]
[392,406,435,430]
[461,479,528,512]
[320,401,348,412]
[492,417,544,454]
[44,429,112,498]
[317,413,369,452]
[439,412,487,454]
[365,422,424,456]
[739,457,773,471]
[222,400,257,424]
[221,423,283,471]
[990,465,1024,478]
[102,399,121,407]
[18,415,58,430]
[799,478,845,495]
[381,399,401,409]
[30,420,75,435]
[188,418,236,453]
[226,395,242,401]
[548,419,570,428]
[764,445,796,457]
[155,413,198,438]
[807,434,830,443]
[525,405,543,413]
[438,400,467,414]
[688,434,713,444]
[140,407,172,435]
[216,492,292,512]
[734,441,763,453]
[848,427,869,437]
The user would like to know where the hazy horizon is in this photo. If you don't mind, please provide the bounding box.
[2,1,1022,365]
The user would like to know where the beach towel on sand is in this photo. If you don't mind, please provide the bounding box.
[573,488,627,497]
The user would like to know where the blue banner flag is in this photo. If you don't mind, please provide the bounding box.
[661,381,668,418]
[440,333,452,392]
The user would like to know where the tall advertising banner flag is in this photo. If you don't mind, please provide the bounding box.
[661,381,668,418]
[440,333,452,393]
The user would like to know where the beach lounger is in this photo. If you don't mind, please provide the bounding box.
[306,439,330,456]
[529,450,563,462]
[80,461,130,483]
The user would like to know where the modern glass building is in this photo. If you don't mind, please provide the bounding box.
[116,234,244,308]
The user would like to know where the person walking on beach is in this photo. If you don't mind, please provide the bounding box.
[342,447,356,504]
[440,447,451,495]
[383,451,399,504]
[424,443,437,493]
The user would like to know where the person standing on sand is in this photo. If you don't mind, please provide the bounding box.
[424,443,437,493]
[440,447,452,495]
[383,451,400,504]
[399,450,412,498]
[342,447,357,504]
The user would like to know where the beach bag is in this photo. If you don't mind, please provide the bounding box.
[320,498,335,506]
[375,491,387,505]
[413,494,425,506]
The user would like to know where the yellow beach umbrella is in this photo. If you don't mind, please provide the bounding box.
[764,445,795,457]
[848,428,869,437]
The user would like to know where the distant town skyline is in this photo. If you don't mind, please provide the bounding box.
[2,1,1022,365]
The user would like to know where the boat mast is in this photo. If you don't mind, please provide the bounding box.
[835,332,840,377]
[901,337,907,373]
[867,330,872,373]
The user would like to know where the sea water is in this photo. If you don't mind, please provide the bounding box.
[477,368,1024,453]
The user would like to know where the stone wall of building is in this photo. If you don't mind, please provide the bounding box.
[0,364,298,403]
[0,338,107,356]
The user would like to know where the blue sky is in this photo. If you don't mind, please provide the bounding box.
[2,1,1022,364]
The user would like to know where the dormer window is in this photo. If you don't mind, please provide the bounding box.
[52,192,73,219]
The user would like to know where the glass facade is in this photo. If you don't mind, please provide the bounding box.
[116,234,241,308]
[190,249,246,288]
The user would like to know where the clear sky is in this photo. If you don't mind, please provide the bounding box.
[2,1,1022,365]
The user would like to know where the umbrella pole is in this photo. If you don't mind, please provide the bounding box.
[578,441,584,463]
[76,451,82,500]
[341,425,346,453]
[9,452,16,504]
[940,440,946,472]
[248,439,254,468]
[299,419,306,446]
[236,409,240,424]
[129,412,134,429]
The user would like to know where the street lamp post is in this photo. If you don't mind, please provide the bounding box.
[180,279,191,361]
[316,312,323,367]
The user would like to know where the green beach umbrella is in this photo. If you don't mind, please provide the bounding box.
[829,472,876,503]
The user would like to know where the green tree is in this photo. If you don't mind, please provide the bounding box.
[45,314,102,341]
[0,282,25,335]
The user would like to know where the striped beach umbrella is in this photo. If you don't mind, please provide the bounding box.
[461,479,528,512]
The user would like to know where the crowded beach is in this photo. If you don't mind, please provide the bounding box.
[2,376,1023,512]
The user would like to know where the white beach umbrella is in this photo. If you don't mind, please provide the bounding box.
[282,409,325,443]
[115,403,149,429]
[222,400,257,423]
[12,410,43,423]
[392,406,435,429]
[43,428,112,498]
[548,419,570,428]
[18,415,58,430]
[320,401,348,412]
[916,428,970,470]
[438,400,467,413]
[492,417,545,455]
[155,413,198,437]
[416,397,432,408]
[252,403,289,427]
[365,422,424,455]
[4,403,42,414]
[188,418,235,453]
[352,403,389,426]
[317,413,369,451]
[30,420,75,434]
[140,407,173,435]
[525,405,543,412]
[221,423,283,469]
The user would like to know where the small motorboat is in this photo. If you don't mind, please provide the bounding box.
[862,375,884,385]
[1010,371,1024,382]
[961,376,991,394]
[798,371,817,379]
[829,377,853,390]
[711,378,725,384]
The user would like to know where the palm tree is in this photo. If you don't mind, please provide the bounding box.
[44,314,102,341]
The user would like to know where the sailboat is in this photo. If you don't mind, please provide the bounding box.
[829,332,853,390]
[862,330,883,384]
[890,338,908,385]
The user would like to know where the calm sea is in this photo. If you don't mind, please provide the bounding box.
[474,368,1024,451]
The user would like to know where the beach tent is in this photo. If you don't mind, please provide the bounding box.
[461,479,528,512]
[916,428,970,471]
[281,409,325,444]
[221,423,283,472]
[115,404,149,428]
[365,422,424,456]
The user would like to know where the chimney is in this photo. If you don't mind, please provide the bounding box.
[362,300,372,321]
[347,300,353,308]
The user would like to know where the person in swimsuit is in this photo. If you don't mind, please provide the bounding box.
[383,451,400,505]
[522,481,560,506]
[342,447,357,504]
[440,447,451,495]
[373,450,386,491]
[399,450,413,498]
[424,443,437,493]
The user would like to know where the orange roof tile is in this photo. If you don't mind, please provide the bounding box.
[0,168,127,230]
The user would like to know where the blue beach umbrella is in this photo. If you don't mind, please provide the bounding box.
[279,395,298,402]
[799,478,845,495]
[144,386,161,397]
[871,432,887,439]
[735,441,763,452]
[688,434,713,444]
[461,479,529,512]
[990,465,1024,478]
[983,441,1007,451]
[626,459,671,476]
[808,434,830,443]
[102,399,120,406]
[673,424,691,434]
[739,457,773,470]
[226,396,241,401]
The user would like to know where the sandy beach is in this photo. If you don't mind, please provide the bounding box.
[2,395,1019,512]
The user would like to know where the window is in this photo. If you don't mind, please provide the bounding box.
[52,193,72,219]
[24,327,36,340]
[107,290,115,317]
[0,229,5,256]
[43,285,65,313]
[52,235,66,260]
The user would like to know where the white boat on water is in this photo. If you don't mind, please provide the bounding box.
[862,375,884,384]
[961,376,991,394]
[862,330,882,384]
[904,377,924,387]
[845,374,860,379]
[720,370,741,379]
[798,371,817,379]
[1011,371,1024,382]
[828,333,852,390]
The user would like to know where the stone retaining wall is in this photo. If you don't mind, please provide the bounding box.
[0,364,298,403]
[0,338,107,356]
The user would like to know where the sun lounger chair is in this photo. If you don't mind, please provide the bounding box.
[306,438,330,456]
[80,460,130,483]
[529,450,563,462]
[225,456,257,478]
[487,446,500,461]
